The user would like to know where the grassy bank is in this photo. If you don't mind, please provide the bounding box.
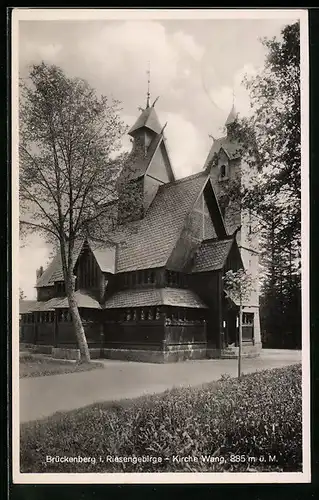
[20,354,104,378]
[20,364,302,473]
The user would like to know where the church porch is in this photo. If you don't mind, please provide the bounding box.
[100,287,209,363]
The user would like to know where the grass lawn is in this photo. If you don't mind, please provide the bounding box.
[20,364,302,473]
[20,354,104,378]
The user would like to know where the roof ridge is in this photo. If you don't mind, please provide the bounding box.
[202,235,234,244]
[160,169,207,189]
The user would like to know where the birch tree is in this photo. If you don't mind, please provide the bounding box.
[19,62,127,362]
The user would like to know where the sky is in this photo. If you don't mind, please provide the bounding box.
[17,12,298,299]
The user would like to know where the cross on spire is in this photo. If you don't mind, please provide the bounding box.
[146,61,151,108]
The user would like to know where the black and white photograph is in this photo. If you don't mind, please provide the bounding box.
[12,8,309,483]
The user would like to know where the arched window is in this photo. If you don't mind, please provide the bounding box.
[126,308,132,321]
[220,164,226,178]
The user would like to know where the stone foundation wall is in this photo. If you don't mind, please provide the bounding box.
[102,348,165,363]
[207,348,221,359]
[102,346,207,363]
[220,343,262,359]
[20,342,262,363]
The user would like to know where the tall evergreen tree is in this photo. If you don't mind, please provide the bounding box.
[223,21,301,347]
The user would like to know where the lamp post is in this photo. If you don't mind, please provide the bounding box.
[223,269,252,379]
[238,298,243,379]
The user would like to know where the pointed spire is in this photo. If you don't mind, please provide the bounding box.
[225,86,238,127]
[146,61,151,108]
[225,103,238,127]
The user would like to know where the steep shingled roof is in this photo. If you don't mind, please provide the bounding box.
[128,106,162,136]
[110,171,209,273]
[104,287,208,309]
[29,290,101,311]
[36,172,213,284]
[53,290,101,309]
[19,300,37,314]
[191,238,234,273]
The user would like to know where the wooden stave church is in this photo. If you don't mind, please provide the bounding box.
[20,100,261,362]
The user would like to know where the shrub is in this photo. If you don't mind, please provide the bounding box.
[20,364,302,473]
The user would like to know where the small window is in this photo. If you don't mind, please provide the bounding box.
[131,273,137,286]
[243,313,254,325]
[149,270,155,284]
[220,165,226,178]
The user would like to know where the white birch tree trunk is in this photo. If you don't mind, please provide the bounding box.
[65,277,91,363]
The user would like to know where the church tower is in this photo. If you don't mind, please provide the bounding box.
[204,104,262,350]
[117,96,175,225]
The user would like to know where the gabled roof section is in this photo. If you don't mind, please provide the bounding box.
[104,287,208,309]
[109,171,209,273]
[36,240,84,288]
[204,136,242,169]
[36,239,116,288]
[89,241,116,273]
[128,106,162,136]
[145,136,175,183]
[126,132,163,182]
[191,237,234,273]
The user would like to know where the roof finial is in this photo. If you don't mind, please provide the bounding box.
[160,122,168,135]
[151,96,160,107]
[232,86,235,107]
[146,61,151,108]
